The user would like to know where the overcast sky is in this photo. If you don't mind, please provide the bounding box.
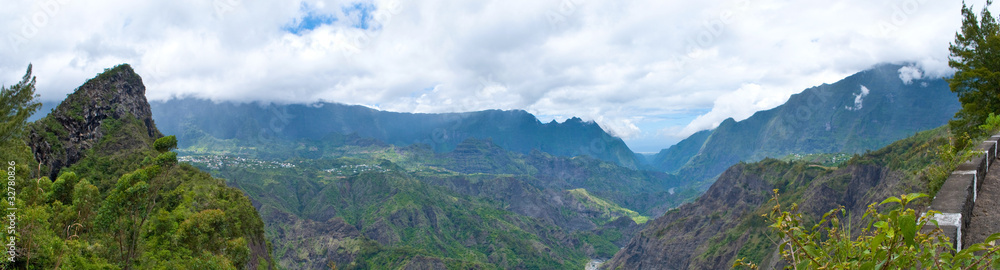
[0,0,982,152]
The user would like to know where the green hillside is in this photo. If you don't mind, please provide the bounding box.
[2,64,273,269]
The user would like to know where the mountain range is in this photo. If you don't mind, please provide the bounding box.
[11,62,966,269]
[149,99,641,169]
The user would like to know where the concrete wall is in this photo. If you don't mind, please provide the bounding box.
[921,134,1000,251]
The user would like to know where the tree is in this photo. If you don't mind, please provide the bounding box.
[948,1,1000,140]
[153,135,177,153]
[95,166,159,270]
[0,64,41,147]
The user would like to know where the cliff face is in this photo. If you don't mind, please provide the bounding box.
[29,64,160,179]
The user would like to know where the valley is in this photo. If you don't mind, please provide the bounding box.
[175,135,681,268]
[139,63,968,269]
[8,1,1000,269]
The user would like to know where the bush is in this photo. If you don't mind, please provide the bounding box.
[735,191,1000,269]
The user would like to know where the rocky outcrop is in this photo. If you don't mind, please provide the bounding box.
[28,64,161,179]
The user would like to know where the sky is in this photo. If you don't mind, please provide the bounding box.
[0,0,984,152]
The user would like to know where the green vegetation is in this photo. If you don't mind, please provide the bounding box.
[0,64,41,147]
[154,135,178,153]
[948,2,1000,140]
[175,129,682,268]
[736,192,1000,269]
[0,65,273,269]
[567,188,648,224]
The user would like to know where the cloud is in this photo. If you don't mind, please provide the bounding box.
[845,85,870,111]
[898,65,923,84]
[0,0,980,152]
[678,83,792,137]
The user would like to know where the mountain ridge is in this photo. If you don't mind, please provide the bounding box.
[149,98,642,169]
[655,63,960,184]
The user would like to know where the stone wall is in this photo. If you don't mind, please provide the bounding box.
[921,133,1000,251]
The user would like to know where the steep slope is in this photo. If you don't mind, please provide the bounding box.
[149,98,640,168]
[654,64,959,183]
[651,130,711,173]
[604,127,950,269]
[16,65,274,269]
[29,66,161,180]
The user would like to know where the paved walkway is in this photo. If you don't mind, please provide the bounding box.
[967,158,1000,248]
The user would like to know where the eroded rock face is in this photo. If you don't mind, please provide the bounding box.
[29,64,161,179]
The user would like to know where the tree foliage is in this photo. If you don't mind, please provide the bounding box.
[948,1,1000,140]
[153,135,177,153]
[0,64,41,146]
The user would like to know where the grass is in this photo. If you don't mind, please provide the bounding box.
[567,188,649,224]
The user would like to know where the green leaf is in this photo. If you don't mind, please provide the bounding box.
[985,232,1000,244]
[874,221,888,230]
[871,233,885,249]
[900,212,917,247]
[880,196,903,206]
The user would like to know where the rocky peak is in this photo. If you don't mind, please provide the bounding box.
[29,64,162,179]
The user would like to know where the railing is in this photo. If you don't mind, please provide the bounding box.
[921,133,1000,251]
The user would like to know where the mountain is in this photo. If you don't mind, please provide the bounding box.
[604,127,951,269]
[29,66,161,180]
[653,63,960,183]
[15,64,274,269]
[149,98,641,168]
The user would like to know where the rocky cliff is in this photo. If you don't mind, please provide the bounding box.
[28,64,161,179]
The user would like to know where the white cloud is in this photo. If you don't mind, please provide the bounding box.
[898,65,923,84]
[678,83,792,137]
[0,0,983,152]
[845,85,870,111]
